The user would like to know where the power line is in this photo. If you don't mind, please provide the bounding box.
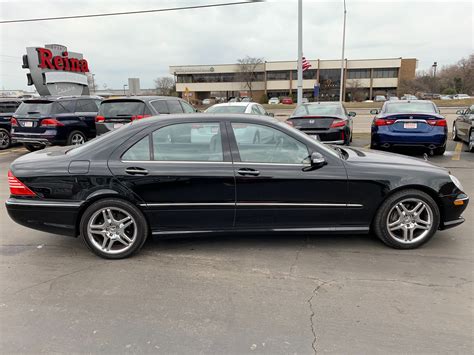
[0,1,264,24]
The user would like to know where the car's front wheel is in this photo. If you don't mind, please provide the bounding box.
[373,189,440,249]
[80,199,148,259]
[469,130,474,152]
[452,124,460,141]
[0,128,11,150]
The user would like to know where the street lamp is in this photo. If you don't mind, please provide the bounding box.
[296,0,303,106]
[339,0,347,102]
[432,62,438,78]
[123,84,128,95]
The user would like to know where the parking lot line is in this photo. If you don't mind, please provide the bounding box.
[452,143,463,161]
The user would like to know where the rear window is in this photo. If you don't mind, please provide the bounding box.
[385,102,436,114]
[15,101,53,115]
[206,105,247,114]
[99,101,145,117]
[0,102,20,114]
[293,104,342,116]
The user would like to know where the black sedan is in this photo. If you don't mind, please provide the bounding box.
[5,114,469,259]
[453,105,474,152]
[286,102,355,145]
[0,98,22,149]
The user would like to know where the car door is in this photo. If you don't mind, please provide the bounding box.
[108,120,236,232]
[459,108,471,140]
[227,121,348,229]
[75,99,100,139]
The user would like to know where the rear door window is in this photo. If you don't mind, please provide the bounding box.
[167,100,184,114]
[53,100,76,114]
[99,101,145,117]
[180,101,196,113]
[122,136,151,161]
[150,100,169,114]
[76,99,100,113]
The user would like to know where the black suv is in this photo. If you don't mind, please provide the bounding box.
[0,98,22,150]
[96,96,197,135]
[12,96,102,151]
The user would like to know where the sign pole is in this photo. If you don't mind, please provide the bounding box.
[297,0,303,106]
[339,0,347,102]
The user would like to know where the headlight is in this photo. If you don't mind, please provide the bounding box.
[450,174,464,191]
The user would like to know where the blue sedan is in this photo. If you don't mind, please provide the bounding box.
[370,101,447,155]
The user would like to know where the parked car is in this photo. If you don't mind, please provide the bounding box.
[0,98,22,150]
[370,100,447,155]
[11,96,102,152]
[268,97,280,105]
[440,95,452,100]
[453,94,471,100]
[281,97,294,105]
[6,114,468,258]
[241,97,252,102]
[388,96,400,101]
[453,105,474,152]
[286,102,355,145]
[374,95,386,102]
[401,94,418,100]
[96,96,197,135]
[205,102,273,116]
[202,98,212,105]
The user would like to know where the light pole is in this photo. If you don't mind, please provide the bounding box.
[339,0,347,102]
[123,84,128,95]
[432,62,438,78]
[297,0,303,106]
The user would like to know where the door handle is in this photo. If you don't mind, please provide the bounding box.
[237,168,260,176]
[125,167,149,175]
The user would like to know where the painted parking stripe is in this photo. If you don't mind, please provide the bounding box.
[452,143,463,161]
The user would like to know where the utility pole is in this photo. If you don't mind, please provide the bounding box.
[297,0,303,106]
[339,0,347,102]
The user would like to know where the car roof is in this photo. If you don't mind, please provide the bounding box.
[0,98,22,103]
[133,113,275,127]
[23,95,102,102]
[102,96,182,102]
[385,100,434,104]
[303,101,342,106]
[210,102,251,107]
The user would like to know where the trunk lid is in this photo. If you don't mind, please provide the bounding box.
[289,116,341,130]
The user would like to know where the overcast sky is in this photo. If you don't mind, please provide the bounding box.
[0,0,472,91]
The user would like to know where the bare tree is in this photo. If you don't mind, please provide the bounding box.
[154,76,176,96]
[237,56,264,98]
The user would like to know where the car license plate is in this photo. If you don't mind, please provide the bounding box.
[114,123,124,129]
[404,123,417,129]
[311,135,320,141]
[23,121,33,127]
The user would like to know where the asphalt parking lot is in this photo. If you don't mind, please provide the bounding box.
[0,136,473,353]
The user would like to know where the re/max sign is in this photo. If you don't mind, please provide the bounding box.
[36,48,89,73]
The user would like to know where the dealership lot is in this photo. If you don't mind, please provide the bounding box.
[0,136,472,353]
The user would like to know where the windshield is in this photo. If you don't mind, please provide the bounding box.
[205,105,247,114]
[384,102,437,114]
[293,104,343,116]
[15,101,52,115]
[99,101,145,117]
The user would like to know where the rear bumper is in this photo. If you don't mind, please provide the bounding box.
[5,198,82,237]
[12,132,66,146]
[372,131,447,147]
[299,128,348,144]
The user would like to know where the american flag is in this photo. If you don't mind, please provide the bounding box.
[302,57,312,72]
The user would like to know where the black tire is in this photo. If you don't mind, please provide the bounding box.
[0,128,11,150]
[468,129,474,152]
[24,143,44,152]
[434,145,446,155]
[67,130,86,146]
[370,140,377,149]
[80,198,148,259]
[373,189,440,249]
[452,124,460,141]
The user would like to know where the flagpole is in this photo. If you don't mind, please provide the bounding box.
[297,0,303,106]
[339,0,347,102]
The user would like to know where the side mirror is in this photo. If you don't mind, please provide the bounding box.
[310,152,326,168]
[456,110,463,115]
[370,109,379,115]
[267,112,274,117]
[348,111,356,117]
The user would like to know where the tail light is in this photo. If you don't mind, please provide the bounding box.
[375,118,395,126]
[11,117,18,127]
[427,119,447,127]
[8,170,36,196]
[40,118,64,127]
[285,120,294,126]
[330,120,346,128]
[95,115,105,122]
[131,114,151,121]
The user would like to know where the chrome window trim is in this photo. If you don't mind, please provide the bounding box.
[121,160,233,164]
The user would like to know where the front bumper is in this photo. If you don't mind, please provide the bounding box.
[439,193,469,230]
[5,198,82,237]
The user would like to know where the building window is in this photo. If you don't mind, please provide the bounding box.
[291,69,317,80]
[373,68,398,78]
[266,71,290,81]
[347,69,370,79]
[176,72,264,83]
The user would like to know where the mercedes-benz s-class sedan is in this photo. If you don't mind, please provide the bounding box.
[6,114,469,259]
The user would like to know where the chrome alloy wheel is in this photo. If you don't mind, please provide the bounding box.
[0,130,10,149]
[386,198,433,244]
[469,131,474,151]
[87,207,137,255]
[71,133,85,145]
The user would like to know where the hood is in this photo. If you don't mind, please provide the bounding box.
[341,146,447,172]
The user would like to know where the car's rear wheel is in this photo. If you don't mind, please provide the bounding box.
[24,143,45,152]
[80,199,148,259]
[373,189,440,249]
[452,124,460,141]
[67,131,86,146]
[468,130,474,152]
[0,128,11,150]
